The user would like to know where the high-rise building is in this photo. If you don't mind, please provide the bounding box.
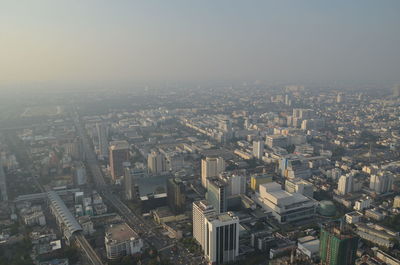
[75,162,87,186]
[337,92,344,103]
[201,157,225,188]
[253,140,264,159]
[369,173,393,194]
[206,177,227,214]
[193,200,216,250]
[0,164,7,201]
[337,174,353,195]
[109,141,130,180]
[167,177,186,214]
[204,212,240,265]
[319,222,359,265]
[219,172,246,196]
[96,123,109,160]
[394,196,400,208]
[124,162,138,201]
[147,151,167,175]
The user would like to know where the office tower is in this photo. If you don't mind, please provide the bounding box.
[75,162,87,186]
[204,212,239,265]
[369,173,393,194]
[193,200,216,250]
[147,151,167,175]
[123,162,134,200]
[63,136,83,160]
[167,177,186,214]
[337,92,344,103]
[206,177,227,214]
[393,85,400,98]
[96,122,109,159]
[337,174,353,195]
[319,222,359,265]
[201,157,225,188]
[243,118,250,129]
[109,140,130,180]
[219,172,246,196]
[253,140,264,159]
[0,164,7,201]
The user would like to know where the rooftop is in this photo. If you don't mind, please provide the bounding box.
[106,223,138,242]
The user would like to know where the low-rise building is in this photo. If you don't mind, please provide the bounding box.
[255,182,316,223]
[105,223,143,259]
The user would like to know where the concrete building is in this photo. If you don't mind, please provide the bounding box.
[354,197,371,211]
[0,164,7,201]
[393,196,400,208]
[167,177,186,214]
[105,223,143,259]
[109,141,130,180]
[74,162,87,186]
[369,173,393,194]
[319,222,358,265]
[219,172,246,196]
[124,162,138,201]
[255,182,316,223]
[193,200,216,250]
[345,211,363,224]
[285,178,313,198]
[266,135,287,149]
[297,236,320,261]
[204,212,239,265]
[250,174,273,192]
[96,122,108,160]
[253,140,264,159]
[201,157,225,188]
[147,151,167,175]
[206,177,228,214]
[337,174,353,195]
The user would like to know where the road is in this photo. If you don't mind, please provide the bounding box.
[74,232,104,265]
[74,112,199,264]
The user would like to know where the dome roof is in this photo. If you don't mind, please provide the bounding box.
[317,200,336,216]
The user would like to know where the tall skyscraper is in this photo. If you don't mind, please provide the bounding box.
[193,200,216,250]
[167,177,186,214]
[206,177,227,214]
[337,174,353,195]
[96,122,109,160]
[0,164,7,201]
[109,140,130,181]
[123,162,134,200]
[201,157,225,188]
[253,140,264,159]
[75,162,87,186]
[369,173,393,194]
[319,222,359,265]
[204,212,240,265]
[147,151,167,175]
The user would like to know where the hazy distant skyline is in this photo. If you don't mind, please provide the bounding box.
[1,0,400,88]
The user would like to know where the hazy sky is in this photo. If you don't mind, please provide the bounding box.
[1,0,400,88]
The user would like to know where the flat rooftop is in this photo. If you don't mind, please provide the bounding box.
[106,223,138,242]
